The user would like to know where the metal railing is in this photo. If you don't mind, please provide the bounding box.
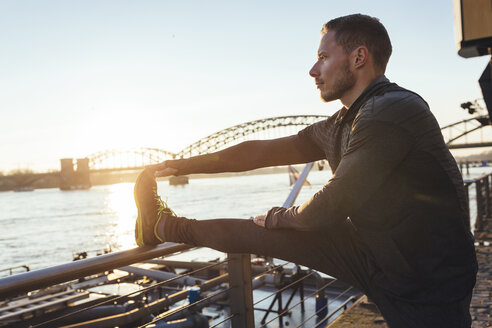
[466,172,492,234]
[0,243,192,298]
[0,265,30,278]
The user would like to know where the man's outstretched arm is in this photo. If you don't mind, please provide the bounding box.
[150,135,325,177]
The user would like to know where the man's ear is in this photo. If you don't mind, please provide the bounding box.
[352,46,369,69]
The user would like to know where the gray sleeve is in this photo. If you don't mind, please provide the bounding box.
[296,119,330,160]
[265,115,415,230]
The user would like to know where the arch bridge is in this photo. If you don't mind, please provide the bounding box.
[86,115,328,171]
[441,115,492,149]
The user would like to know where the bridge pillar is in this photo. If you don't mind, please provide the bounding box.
[75,158,91,189]
[60,158,75,190]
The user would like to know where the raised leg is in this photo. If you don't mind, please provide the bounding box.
[164,216,375,292]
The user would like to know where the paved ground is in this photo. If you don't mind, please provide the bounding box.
[470,243,492,328]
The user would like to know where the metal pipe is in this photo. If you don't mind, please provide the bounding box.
[448,141,492,149]
[146,259,223,270]
[147,313,209,328]
[0,243,192,299]
[118,266,205,285]
[282,162,313,208]
[146,259,268,275]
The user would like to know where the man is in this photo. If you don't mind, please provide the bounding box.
[135,14,477,327]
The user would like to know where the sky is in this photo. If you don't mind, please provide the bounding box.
[0,0,490,172]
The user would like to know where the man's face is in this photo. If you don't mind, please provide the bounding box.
[309,31,355,103]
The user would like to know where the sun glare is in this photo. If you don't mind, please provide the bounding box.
[106,183,137,250]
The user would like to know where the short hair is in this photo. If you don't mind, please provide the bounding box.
[322,14,392,72]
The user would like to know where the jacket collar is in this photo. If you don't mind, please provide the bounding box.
[337,75,391,125]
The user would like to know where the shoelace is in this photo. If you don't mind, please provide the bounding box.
[155,190,177,217]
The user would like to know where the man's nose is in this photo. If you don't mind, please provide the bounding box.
[309,63,319,78]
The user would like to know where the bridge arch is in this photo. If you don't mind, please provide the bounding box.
[441,115,491,147]
[87,148,177,170]
[176,115,328,158]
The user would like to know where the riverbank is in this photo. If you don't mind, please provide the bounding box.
[0,165,312,192]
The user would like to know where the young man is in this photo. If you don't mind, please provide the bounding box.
[135,14,477,327]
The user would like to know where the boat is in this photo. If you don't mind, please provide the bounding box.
[13,187,34,192]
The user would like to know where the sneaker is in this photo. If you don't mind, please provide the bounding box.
[134,169,176,246]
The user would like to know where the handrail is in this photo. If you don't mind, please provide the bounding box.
[467,172,492,235]
[0,243,192,299]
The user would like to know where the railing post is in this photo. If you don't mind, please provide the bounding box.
[228,253,254,328]
[488,175,492,216]
[476,179,484,232]
[464,183,471,231]
[484,176,490,217]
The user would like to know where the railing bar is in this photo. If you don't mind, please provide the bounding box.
[253,271,316,306]
[294,286,354,328]
[208,314,236,328]
[0,243,194,298]
[252,261,293,279]
[259,278,339,327]
[32,259,228,328]
[0,265,30,273]
[139,286,233,328]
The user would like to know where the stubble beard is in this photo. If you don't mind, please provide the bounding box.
[320,61,355,103]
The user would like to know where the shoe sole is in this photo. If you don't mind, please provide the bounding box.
[134,170,164,247]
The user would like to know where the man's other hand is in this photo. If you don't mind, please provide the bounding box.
[253,214,266,228]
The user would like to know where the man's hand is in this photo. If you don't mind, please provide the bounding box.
[147,161,179,177]
[253,214,266,228]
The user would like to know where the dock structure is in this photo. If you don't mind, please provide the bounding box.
[328,177,492,328]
